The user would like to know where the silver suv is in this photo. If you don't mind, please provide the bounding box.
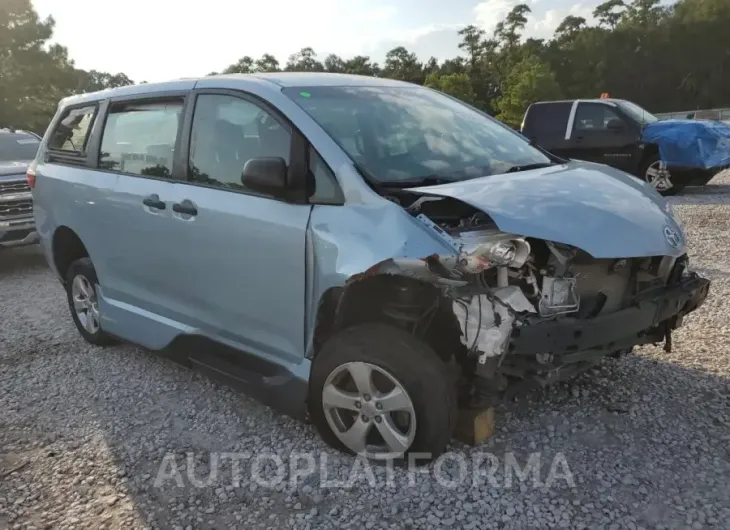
[0,129,40,248]
[32,74,709,462]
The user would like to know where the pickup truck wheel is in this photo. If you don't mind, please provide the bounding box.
[309,323,457,463]
[65,258,118,346]
[641,156,685,196]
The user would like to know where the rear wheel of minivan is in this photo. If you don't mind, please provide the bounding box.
[65,258,118,346]
[641,155,685,196]
[309,323,457,463]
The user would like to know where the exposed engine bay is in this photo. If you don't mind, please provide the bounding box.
[349,191,707,405]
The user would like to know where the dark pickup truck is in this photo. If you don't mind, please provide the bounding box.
[0,129,41,248]
[521,98,730,195]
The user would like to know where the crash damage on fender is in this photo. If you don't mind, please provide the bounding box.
[314,163,711,405]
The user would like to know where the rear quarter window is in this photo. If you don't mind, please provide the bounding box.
[524,103,571,137]
[48,105,98,154]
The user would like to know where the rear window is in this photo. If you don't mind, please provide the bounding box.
[0,133,40,162]
[523,103,571,136]
[48,105,97,154]
[99,99,183,178]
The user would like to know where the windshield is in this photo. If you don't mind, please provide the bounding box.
[0,133,40,163]
[617,100,658,126]
[283,86,552,184]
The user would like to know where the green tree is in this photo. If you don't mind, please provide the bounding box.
[6,0,730,133]
[495,55,562,127]
[382,46,424,84]
[285,47,324,72]
[255,54,280,72]
[343,55,380,76]
[76,70,133,92]
[494,4,531,48]
[1,0,135,132]
[440,57,467,76]
[425,73,477,105]
[1,0,75,132]
[324,54,345,73]
[223,56,255,74]
[593,0,626,28]
[458,25,487,71]
[554,16,587,40]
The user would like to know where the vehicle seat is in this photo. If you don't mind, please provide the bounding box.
[257,116,290,160]
[212,119,247,181]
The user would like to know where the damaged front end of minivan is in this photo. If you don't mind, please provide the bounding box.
[310,165,711,407]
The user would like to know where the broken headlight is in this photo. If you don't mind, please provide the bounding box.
[457,238,531,274]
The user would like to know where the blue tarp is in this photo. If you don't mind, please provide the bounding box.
[642,120,730,170]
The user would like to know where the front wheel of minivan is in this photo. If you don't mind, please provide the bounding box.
[309,323,457,463]
[65,258,118,346]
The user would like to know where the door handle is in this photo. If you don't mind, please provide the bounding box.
[172,200,198,217]
[143,195,166,210]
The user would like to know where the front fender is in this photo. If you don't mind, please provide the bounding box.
[304,201,456,356]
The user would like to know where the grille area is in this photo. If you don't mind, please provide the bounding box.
[0,178,33,220]
[0,199,32,218]
[0,179,30,195]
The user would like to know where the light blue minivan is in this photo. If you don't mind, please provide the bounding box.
[31,73,709,461]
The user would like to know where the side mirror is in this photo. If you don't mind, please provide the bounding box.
[241,157,288,196]
[606,118,625,132]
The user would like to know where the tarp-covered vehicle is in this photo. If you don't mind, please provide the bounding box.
[35,75,711,461]
[521,98,730,195]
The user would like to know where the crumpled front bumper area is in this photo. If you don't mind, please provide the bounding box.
[508,272,710,357]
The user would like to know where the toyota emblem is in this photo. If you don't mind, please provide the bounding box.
[664,226,682,249]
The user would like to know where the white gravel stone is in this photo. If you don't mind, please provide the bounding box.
[1,172,730,529]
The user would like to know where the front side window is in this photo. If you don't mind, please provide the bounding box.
[616,100,658,126]
[189,94,291,191]
[283,86,552,184]
[0,133,40,162]
[99,99,183,178]
[574,103,623,132]
[49,105,97,153]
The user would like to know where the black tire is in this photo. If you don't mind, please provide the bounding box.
[65,257,118,346]
[309,323,458,463]
[640,154,685,196]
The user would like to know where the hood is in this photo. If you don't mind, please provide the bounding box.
[0,160,30,178]
[409,161,686,259]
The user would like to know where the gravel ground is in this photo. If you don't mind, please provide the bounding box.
[1,172,730,530]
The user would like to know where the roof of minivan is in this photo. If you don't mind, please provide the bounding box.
[60,73,415,107]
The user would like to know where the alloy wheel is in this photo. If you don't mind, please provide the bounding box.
[71,274,100,334]
[645,160,673,191]
[322,361,417,459]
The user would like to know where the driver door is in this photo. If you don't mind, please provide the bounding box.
[569,102,638,173]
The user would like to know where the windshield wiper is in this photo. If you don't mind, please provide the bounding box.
[504,162,556,174]
[380,175,462,188]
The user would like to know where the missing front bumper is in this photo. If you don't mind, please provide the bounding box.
[508,273,710,357]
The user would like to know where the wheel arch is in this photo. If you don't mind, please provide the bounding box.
[639,143,661,172]
[310,274,465,365]
[52,226,89,284]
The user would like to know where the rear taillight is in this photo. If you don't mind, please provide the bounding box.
[26,160,37,189]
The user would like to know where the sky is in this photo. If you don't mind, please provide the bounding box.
[33,0,602,83]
